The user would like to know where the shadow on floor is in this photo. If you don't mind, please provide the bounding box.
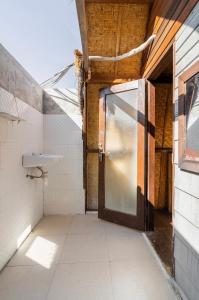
[146,209,174,277]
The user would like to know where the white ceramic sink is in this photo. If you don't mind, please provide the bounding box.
[22,153,63,168]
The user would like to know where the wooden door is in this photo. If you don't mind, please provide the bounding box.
[98,80,154,230]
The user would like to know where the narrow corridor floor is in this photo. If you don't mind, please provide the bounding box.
[0,214,178,300]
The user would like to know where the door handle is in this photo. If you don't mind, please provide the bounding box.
[99,149,105,162]
[107,151,112,160]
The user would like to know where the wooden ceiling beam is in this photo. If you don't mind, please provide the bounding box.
[86,0,154,4]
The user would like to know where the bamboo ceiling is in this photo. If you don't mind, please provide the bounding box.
[85,2,150,81]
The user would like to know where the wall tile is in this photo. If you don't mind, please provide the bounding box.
[0,95,43,271]
[43,101,84,215]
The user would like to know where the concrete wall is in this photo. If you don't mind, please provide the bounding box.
[43,88,84,215]
[0,44,42,112]
[173,4,199,300]
[0,44,43,271]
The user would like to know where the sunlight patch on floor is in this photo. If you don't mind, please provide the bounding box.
[25,236,57,269]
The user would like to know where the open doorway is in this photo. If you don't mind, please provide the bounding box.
[146,47,174,277]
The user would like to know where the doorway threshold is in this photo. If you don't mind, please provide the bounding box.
[146,210,174,276]
[143,232,188,300]
[86,210,98,214]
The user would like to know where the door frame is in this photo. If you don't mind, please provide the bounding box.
[98,79,152,231]
[146,81,155,231]
[146,45,174,230]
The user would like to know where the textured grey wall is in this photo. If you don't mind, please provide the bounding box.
[174,231,199,300]
[0,43,43,112]
[43,90,64,114]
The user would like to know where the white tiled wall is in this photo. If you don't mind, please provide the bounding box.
[0,88,43,270]
[44,91,84,215]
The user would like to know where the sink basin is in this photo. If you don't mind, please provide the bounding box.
[22,153,63,168]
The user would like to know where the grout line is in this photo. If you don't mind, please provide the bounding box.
[44,264,58,300]
[44,221,73,300]
[108,261,115,300]
[104,227,115,300]
[142,233,188,300]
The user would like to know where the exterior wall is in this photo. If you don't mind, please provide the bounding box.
[174,231,199,300]
[0,45,43,271]
[173,3,199,299]
[43,89,84,215]
[0,44,43,112]
[142,0,198,78]
[86,83,105,210]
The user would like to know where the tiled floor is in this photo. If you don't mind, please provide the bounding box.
[0,214,178,300]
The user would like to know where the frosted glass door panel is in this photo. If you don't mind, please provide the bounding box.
[105,90,138,215]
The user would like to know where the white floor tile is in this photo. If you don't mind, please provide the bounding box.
[49,287,113,300]
[8,234,65,267]
[32,215,73,235]
[19,265,55,300]
[47,262,112,300]
[0,266,28,300]
[113,290,150,300]
[110,260,177,300]
[107,230,153,261]
[103,221,141,236]
[59,233,108,263]
[69,214,105,235]
[0,265,54,300]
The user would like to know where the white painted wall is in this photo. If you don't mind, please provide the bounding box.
[174,2,199,254]
[0,47,84,272]
[44,89,85,215]
[0,87,43,271]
